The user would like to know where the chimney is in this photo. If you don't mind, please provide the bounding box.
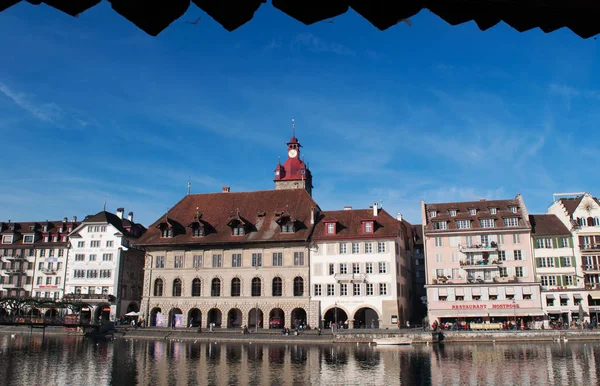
[222,186,230,193]
[128,212,134,222]
[373,202,378,216]
[480,198,486,202]
[72,216,77,222]
[63,217,68,223]
[397,212,403,222]
[344,206,352,211]
[116,208,124,219]
[310,207,316,225]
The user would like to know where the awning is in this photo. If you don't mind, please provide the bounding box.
[455,288,464,296]
[432,309,544,318]
[489,287,498,296]
[546,294,555,299]
[439,288,448,296]
[472,287,481,296]
[574,294,583,299]
[505,287,515,295]
[560,294,569,299]
[102,307,111,312]
[523,287,532,295]
[589,291,600,300]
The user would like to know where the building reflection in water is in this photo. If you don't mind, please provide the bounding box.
[3,336,600,385]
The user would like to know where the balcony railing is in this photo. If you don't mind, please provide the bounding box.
[334,273,367,283]
[63,294,116,301]
[0,254,27,261]
[40,268,57,275]
[580,244,600,252]
[458,244,499,253]
[2,283,24,289]
[3,268,27,275]
[582,264,600,272]
[460,259,503,269]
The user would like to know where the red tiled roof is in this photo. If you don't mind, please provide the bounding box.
[136,189,318,247]
[423,199,528,232]
[559,196,584,216]
[79,211,146,238]
[0,220,81,247]
[413,224,424,246]
[529,214,570,236]
[311,208,400,241]
[3,1,599,38]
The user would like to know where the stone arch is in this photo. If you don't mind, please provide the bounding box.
[188,308,202,327]
[45,308,59,318]
[94,303,112,322]
[168,307,183,328]
[227,308,243,328]
[207,308,222,328]
[291,308,307,328]
[353,307,381,329]
[323,305,350,329]
[248,307,264,329]
[150,307,162,326]
[269,308,285,329]
[126,302,139,313]
[27,308,41,317]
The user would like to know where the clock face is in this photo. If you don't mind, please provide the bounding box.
[288,149,298,158]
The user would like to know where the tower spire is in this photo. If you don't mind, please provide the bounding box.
[292,118,295,138]
[187,176,191,195]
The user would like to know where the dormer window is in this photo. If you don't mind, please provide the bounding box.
[52,236,58,242]
[469,209,477,216]
[281,222,295,233]
[43,225,48,232]
[162,228,173,238]
[489,208,497,215]
[430,211,437,218]
[480,219,495,228]
[23,235,34,244]
[449,210,457,217]
[2,235,13,244]
[233,225,245,236]
[192,227,205,237]
[364,221,374,233]
[433,221,447,230]
[509,207,517,214]
[327,223,335,234]
[504,218,519,227]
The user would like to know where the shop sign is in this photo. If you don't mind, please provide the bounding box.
[451,304,520,310]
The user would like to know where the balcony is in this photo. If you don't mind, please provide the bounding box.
[580,244,600,252]
[334,273,367,283]
[2,283,24,289]
[40,268,57,275]
[63,294,116,302]
[458,243,499,253]
[3,268,27,275]
[0,254,26,261]
[460,259,502,269]
[582,264,600,273]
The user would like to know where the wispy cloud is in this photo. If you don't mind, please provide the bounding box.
[292,33,355,56]
[0,82,62,122]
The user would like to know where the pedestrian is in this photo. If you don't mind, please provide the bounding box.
[406,320,410,329]
[370,319,375,329]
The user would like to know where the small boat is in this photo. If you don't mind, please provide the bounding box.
[373,337,412,346]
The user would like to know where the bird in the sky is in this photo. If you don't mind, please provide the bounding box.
[185,16,201,25]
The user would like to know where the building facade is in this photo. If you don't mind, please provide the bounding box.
[66,208,146,322]
[273,135,313,196]
[310,204,412,329]
[412,224,427,324]
[422,195,544,327]
[1,218,79,300]
[548,192,600,321]
[529,214,583,325]
[137,187,320,329]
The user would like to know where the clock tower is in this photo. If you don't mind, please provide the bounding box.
[274,120,313,196]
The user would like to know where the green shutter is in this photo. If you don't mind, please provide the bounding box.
[560,256,566,267]
[536,258,541,268]
[568,237,573,248]
[534,238,539,249]
[554,257,561,268]
[553,238,559,249]
[557,276,563,286]
[563,275,568,287]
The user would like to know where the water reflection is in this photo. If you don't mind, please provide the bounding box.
[3,335,600,385]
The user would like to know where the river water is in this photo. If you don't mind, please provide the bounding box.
[1,334,599,385]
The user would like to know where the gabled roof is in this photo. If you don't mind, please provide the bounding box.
[76,211,146,238]
[558,194,600,216]
[136,189,318,247]
[423,198,528,232]
[311,208,400,241]
[529,214,571,237]
[0,220,80,247]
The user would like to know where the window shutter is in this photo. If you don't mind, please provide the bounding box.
[553,238,559,248]
[554,257,561,268]
[536,258,541,268]
[534,239,539,249]
[560,256,566,267]
[568,237,573,248]
[563,275,568,287]
[579,236,585,246]
[523,267,528,278]
[557,276,562,286]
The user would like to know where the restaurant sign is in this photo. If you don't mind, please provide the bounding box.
[452,304,520,310]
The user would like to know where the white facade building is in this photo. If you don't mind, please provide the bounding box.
[66,208,146,322]
[310,204,412,329]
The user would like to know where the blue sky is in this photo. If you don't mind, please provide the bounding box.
[0,2,598,227]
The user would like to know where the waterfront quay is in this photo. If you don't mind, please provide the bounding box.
[3,325,600,344]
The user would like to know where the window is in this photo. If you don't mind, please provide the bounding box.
[365,242,373,254]
[327,223,336,234]
[37,277,42,285]
[314,284,322,296]
[233,225,245,236]
[537,238,552,248]
[514,250,523,260]
[48,249,55,258]
[90,240,100,248]
[99,269,112,278]
[86,270,98,278]
[102,253,113,261]
[504,218,519,227]
[366,283,374,296]
[513,233,521,244]
[364,221,373,233]
[353,263,360,274]
[76,241,85,248]
[293,251,304,266]
[55,277,61,285]
[251,278,261,296]
[456,220,471,229]
[352,243,360,254]
[329,264,335,275]
[73,270,85,278]
[340,263,348,274]
[430,211,437,218]
[1,235,12,244]
[23,235,34,244]
[212,254,222,268]
[173,255,184,268]
[231,253,242,267]
[565,276,574,286]
[58,249,64,257]
[469,209,477,215]
[293,277,304,296]
[272,252,282,266]
[435,237,443,247]
[192,278,201,296]
[88,226,107,233]
[480,219,495,228]
[272,277,283,296]
[433,221,447,230]
[281,222,295,233]
[353,283,361,296]
[377,242,386,253]
[155,256,165,269]
[561,238,569,248]
[211,278,221,296]
[252,253,262,267]
[230,278,241,297]
[510,207,517,214]
[379,283,387,296]
[499,267,508,277]
[340,283,348,296]
[75,254,85,261]
[449,210,457,217]
[496,251,505,261]
[490,208,497,215]
[38,262,43,270]
[378,262,387,274]
[192,227,205,237]
[560,297,569,306]
[327,284,335,296]
[515,267,524,277]
[106,241,113,247]
[193,255,203,268]
[57,262,62,270]
[562,256,572,267]
[44,236,49,242]
[541,276,557,286]
[339,243,347,254]
[537,257,554,268]
[435,253,443,263]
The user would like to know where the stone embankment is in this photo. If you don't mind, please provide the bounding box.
[1,325,600,344]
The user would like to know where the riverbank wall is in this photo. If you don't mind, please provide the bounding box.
[2,326,600,344]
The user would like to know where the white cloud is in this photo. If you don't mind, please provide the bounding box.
[292,33,355,56]
[0,82,62,122]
